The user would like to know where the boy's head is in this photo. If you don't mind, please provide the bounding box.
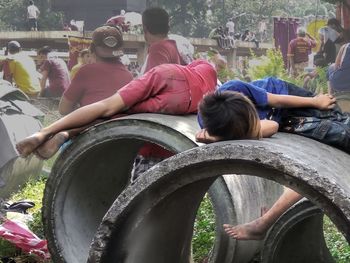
[297,27,306,37]
[142,7,169,37]
[90,25,123,61]
[199,91,261,140]
[7,41,21,54]
[37,46,52,64]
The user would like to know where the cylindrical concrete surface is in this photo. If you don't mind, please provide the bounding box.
[261,199,335,263]
[88,133,350,263]
[42,114,282,263]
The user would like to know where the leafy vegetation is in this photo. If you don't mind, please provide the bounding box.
[0,0,64,31]
[147,0,336,37]
[324,216,350,263]
[246,48,329,93]
[192,194,216,262]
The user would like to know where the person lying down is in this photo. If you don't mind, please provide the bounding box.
[195,77,350,240]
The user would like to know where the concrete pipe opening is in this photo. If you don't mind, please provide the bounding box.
[261,199,335,263]
[43,114,281,263]
[88,133,350,263]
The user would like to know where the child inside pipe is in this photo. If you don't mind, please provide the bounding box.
[15,59,217,159]
[196,77,350,240]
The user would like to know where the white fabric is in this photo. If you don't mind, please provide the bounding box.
[168,34,194,65]
[319,26,340,43]
[27,5,39,19]
[226,21,235,33]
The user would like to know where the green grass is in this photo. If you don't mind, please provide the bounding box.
[192,194,216,262]
[324,216,350,262]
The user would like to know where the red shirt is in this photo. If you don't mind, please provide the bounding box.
[40,58,70,97]
[119,60,216,158]
[144,39,184,72]
[63,61,133,106]
[288,37,316,63]
[140,39,189,158]
[119,60,217,114]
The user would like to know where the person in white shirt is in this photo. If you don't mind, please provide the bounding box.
[27,0,40,31]
[226,18,235,38]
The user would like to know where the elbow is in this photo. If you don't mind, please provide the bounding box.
[261,120,279,138]
[58,106,73,116]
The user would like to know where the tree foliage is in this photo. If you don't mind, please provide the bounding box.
[149,0,336,37]
[0,0,64,31]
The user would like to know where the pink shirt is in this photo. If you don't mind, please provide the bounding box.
[119,60,217,114]
[144,39,184,72]
[63,62,132,106]
[40,58,70,97]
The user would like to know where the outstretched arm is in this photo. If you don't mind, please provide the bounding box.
[195,120,279,143]
[42,93,126,136]
[16,92,127,157]
[267,93,336,110]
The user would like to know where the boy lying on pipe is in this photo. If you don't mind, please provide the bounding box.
[16,59,217,159]
[196,77,349,240]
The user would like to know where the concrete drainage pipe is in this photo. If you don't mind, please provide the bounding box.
[88,133,350,263]
[42,114,282,263]
[261,199,335,263]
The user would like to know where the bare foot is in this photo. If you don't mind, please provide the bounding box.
[223,218,268,240]
[16,132,48,158]
[195,129,220,143]
[35,132,69,160]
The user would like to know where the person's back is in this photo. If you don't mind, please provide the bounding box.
[64,61,132,107]
[141,7,184,74]
[226,19,235,37]
[60,26,133,115]
[145,39,182,72]
[289,37,312,63]
[27,3,39,19]
[27,1,39,31]
[8,53,40,96]
[327,43,350,94]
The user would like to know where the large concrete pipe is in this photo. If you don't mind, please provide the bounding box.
[88,133,350,263]
[0,81,43,199]
[42,114,282,263]
[261,199,334,263]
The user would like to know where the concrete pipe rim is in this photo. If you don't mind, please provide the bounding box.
[42,116,242,263]
[89,137,350,262]
[42,117,199,262]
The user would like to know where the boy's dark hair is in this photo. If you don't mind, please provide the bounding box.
[29,0,34,5]
[142,7,169,35]
[37,46,52,56]
[199,91,259,140]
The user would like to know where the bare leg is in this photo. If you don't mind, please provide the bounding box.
[16,94,126,157]
[223,188,302,240]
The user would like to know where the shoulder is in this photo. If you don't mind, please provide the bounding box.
[150,39,177,51]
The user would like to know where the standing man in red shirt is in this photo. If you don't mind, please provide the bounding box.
[140,7,184,74]
[287,27,317,77]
